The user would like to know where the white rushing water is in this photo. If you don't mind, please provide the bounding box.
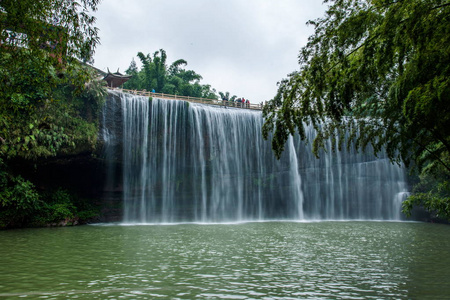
[102,91,409,223]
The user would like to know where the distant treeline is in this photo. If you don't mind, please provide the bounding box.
[123,49,218,100]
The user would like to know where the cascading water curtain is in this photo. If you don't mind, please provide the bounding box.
[103,91,408,223]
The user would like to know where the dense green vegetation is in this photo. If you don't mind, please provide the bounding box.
[123,49,219,100]
[263,0,450,220]
[2,0,448,226]
[0,0,104,228]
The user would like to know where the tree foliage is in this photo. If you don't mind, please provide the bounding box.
[0,0,105,228]
[0,158,100,228]
[0,63,106,160]
[262,0,450,219]
[0,158,42,227]
[1,0,100,62]
[123,49,218,99]
[219,91,237,102]
[0,0,101,102]
[0,0,103,159]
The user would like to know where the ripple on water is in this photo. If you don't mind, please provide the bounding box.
[0,222,449,299]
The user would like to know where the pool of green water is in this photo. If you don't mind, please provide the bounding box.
[0,221,449,299]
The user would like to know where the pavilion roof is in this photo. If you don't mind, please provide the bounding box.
[103,69,132,88]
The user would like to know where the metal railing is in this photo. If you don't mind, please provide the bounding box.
[110,88,263,110]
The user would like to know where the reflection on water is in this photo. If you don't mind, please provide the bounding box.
[0,222,449,299]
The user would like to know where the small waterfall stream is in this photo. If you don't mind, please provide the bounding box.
[102,90,408,223]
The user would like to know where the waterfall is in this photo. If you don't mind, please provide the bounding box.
[102,90,408,223]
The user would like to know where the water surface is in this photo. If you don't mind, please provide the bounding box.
[0,221,449,299]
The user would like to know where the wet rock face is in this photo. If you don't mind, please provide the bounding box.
[46,216,79,227]
[8,149,123,224]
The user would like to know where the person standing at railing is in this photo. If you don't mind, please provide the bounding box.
[222,96,228,108]
[246,99,250,108]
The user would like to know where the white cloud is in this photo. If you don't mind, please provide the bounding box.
[93,0,326,101]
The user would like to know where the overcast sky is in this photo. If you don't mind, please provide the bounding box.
[93,0,327,102]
